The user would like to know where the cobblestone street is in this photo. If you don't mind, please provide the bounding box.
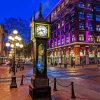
[0,64,100,100]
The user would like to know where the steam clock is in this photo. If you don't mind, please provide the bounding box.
[29,3,51,100]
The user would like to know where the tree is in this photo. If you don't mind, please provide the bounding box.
[3,17,30,43]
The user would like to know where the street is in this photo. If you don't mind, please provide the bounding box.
[0,64,100,100]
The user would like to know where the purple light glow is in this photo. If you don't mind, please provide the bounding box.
[86,31,89,42]
[69,33,71,43]
[64,35,66,44]
[60,31,62,45]
[86,20,89,42]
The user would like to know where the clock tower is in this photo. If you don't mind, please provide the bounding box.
[29,3,51,100]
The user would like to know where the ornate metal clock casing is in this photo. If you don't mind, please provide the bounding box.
[29,3,51,100]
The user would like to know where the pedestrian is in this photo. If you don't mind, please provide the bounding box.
[59,58,61,67]
[73,59,75,68]
[71,57,75,68]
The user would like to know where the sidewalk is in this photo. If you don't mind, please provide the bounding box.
[0,64,100,100]
[0,78,91,100]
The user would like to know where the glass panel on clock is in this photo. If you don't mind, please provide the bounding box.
[37,44,44,72]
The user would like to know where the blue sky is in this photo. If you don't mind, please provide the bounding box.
[0,0,59,22]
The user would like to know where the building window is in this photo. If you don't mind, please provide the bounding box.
[65,16,69,24]
[96,15,100,21]
[62,20,64,26]
[62,37,65,45]
[54,39,57,47]
[57,30,60,36]
[87,4,92,9]
[57,37,60,46]
[96,25,100,32]
[78,2,84,8]
[51,33,54,39]
[61,27,64,35]
[97,36,100,42]
[61,2,64,8]
[66,36,69,43]
[79,34,84,41]
[58,23,60,29]
[57,6,60,12]
[87,13,93,20]
[65,0,69,5]
[72,35,75,42]
[71,13,75,20]
[78,12,84,19]
[50,40,54,48]
[96,6,100,11]
[54,33,56,38]
[88,35,94,42]
[70,23,74,31]
[88,23,93,31]
[79,22,84,30]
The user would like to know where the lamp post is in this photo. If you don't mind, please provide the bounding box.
[6,30,23,88]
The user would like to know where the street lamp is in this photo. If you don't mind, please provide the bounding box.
[6,30,23,88]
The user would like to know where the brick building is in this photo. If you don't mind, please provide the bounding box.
[46,0,100,66]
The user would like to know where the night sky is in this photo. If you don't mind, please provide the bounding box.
[0,0,59,23]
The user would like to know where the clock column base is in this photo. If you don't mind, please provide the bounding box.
[29,75,51,100]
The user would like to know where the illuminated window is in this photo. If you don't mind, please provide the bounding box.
[61,2,64,8]
[96,15,100,21]
[97,36,100,42]
[88,35,94,42]
[66,36,69,43]
[87,13,93,20]
[79,22,84,30]
[58,23,60,29]
[78,12,84,19]
[62,20,64,26]
[50,40,53,48]
[96,25,100,32]
[78,2,84,8]
[62,37,65,45]
[52,42,54,47]
[88,23,93,30]
[72,35,75,42]
[79,34,84,41]
[96,6,100,11]
[65,0,69,5]
[57,37,60,46]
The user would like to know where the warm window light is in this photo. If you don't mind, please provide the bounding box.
[6,42,10,47]
[18,37,22,41]
[9,54,12,57]
[8,36,12,40]
[16,43,19,47]
[20,44,23,48]
[15,36,19,40]
[13,30,18,34]
[11,44,14,48]
[12,37,15,41]
[11,49,14,51]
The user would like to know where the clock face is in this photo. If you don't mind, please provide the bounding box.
[36,25,48,37]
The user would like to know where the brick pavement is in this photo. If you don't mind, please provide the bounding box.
[0,64,100,100]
